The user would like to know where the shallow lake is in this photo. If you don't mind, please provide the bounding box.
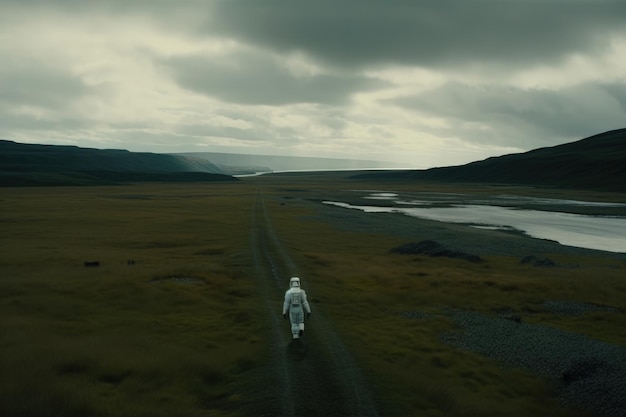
[324,192,626,253]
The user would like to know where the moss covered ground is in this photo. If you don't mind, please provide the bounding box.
[1,184,262,417]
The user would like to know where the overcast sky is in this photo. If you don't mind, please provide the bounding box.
[1,0,625,167]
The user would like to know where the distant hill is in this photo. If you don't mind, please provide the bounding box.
[0,140,236,186]
[175,152,407,174]
[352,129,626,192]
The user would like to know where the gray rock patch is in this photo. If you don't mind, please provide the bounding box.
[440,309,626,417]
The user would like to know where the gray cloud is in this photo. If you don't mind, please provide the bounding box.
[208,0,626,70]
[0,61,94,138]
[1,0,624,166]
[0,110,89,132]
[11,0,624,71]
[0,64,90,108]
[604,83,626,111]
[165,50,387,105]
[392,81,626,148]
[179,123,265,142]
[0,0,204,15]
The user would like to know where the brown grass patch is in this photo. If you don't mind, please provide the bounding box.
[1,183,263,417]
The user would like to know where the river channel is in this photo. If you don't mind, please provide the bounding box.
[324,192,626,253]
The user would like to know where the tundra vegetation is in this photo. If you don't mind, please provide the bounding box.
[1,173,625,417]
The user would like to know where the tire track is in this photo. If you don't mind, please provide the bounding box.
[247,189,380,417]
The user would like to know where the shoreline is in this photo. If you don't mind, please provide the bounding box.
[300,197,626,261]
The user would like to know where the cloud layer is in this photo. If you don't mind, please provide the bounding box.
[1,0,625,166]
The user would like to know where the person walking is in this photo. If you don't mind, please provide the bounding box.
[282,277,311,339]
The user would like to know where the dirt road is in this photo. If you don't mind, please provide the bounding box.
[244,190,380,417]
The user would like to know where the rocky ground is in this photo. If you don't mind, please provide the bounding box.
[440,308,626,417]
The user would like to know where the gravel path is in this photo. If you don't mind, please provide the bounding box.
[243,190,381,417]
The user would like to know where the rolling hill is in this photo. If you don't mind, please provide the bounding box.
[3,129,625,189]
[353,129,626,192]
[0,140,236,186]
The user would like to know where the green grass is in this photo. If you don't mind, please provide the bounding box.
[2,178,625,416]
[1,184,263,417]
[255,174,626,416]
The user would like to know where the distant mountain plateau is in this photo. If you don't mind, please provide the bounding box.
[0,141,232,186]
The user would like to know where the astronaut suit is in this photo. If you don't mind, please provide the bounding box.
[282,277,311,339]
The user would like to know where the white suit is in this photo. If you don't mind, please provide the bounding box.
[282,277,311,339]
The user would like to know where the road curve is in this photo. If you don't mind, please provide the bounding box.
[245,190,381,417]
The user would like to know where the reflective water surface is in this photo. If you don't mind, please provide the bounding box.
[325,192,626,253]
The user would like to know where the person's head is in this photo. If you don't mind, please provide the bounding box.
[289,277,300,287]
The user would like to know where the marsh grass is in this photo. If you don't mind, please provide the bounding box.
[2,178,625,416]
[1,184,263,417]
[258,176,626,416]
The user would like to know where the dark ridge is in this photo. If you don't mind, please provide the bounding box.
[0,140,236,186]
[352,129,626,192]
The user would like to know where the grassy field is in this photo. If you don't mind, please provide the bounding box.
[252,174,626,417]
[2,176,625,416]
[1,183,264,417]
